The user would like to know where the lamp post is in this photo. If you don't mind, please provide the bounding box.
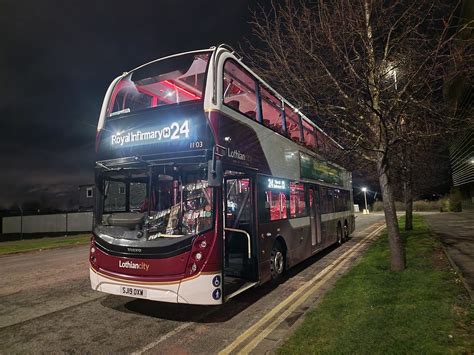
[361,187,369,214]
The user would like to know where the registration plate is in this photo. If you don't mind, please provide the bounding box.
[120,286,147,298]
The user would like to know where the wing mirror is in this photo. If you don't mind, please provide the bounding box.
[207,160,222,187]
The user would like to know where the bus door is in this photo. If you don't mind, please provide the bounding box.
[308,186,322,251]
[223,176,258,299]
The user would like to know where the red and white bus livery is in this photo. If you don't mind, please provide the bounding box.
[90,45,355,305]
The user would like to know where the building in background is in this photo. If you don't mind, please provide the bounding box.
[450,131,474,210]
[448,0,473,211]
[78,184,95,212]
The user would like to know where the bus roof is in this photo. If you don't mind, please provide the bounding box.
[117,44,343,151]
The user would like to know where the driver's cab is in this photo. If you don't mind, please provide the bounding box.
[95,165,215,241]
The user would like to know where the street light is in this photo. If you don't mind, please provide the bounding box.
[385,61,399,91]
[361,187,369,214]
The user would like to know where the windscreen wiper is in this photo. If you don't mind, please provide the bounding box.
[96,162,114,171]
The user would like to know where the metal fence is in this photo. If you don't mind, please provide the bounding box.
[2,212,93,235]
[2,205,362,236]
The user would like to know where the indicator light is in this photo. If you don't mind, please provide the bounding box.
[200,241,207,248]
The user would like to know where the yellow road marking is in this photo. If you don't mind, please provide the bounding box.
[218,222,386,354]
[240,223,386,353]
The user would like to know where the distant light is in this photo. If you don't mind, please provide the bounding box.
[361,187,367,192]
[470,158,474,164]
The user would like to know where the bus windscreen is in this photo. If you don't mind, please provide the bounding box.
[107,52,210,117]
[96,168,214,241]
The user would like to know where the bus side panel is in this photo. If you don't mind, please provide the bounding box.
[215,111,301,181]
[200,187,223,274]
[323,219,338,246]
[257,221,283,284]
[320,212,354,247]
[217,112,271,173]
[257,217,312,283]
[285,217,312,267]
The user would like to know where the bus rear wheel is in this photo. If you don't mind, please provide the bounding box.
[270,242,285,282]
[343,222,350,242]
[337,225,343,245]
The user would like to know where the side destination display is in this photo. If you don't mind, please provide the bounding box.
[300,152,343,186]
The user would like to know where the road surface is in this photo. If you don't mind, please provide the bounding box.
[424,212,474,297]
[0,213,385,354]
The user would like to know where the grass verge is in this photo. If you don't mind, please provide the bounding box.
[279,215,474,354]
[0,234,90,255]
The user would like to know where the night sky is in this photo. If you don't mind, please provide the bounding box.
[0,0,257,209]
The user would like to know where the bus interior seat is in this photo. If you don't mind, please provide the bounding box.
[227,100,240,110]
[244,110,256,119]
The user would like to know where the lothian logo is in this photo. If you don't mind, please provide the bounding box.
[119,260,150,271]
[227,148,246,161]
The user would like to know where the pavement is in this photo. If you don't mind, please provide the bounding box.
[0,214,386,353]
[424,212,474,299]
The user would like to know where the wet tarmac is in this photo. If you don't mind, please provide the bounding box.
[0,213,385,353]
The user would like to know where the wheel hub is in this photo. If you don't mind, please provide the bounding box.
[274,251,284,274]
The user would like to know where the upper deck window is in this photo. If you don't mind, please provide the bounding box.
[261,86,285,134]
[108,52,210,117]
[317,130,339,156]
[223,60,258,120]
[302,120,316,149]
[285,107,302,142]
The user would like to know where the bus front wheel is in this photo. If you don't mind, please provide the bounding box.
[270,242,285,282]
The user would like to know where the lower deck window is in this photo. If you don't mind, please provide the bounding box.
[290,182,307,218]
[266,191,287,221]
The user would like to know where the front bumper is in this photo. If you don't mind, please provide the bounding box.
[89,267,222,305]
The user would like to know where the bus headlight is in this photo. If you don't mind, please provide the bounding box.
[195,252,202,261]
[190,263,197,273]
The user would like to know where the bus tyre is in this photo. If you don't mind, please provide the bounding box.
[343,223,349,242]
[270,242,285,282]
[337,225,343,245]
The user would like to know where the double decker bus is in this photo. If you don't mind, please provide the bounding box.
[90,45,355,305]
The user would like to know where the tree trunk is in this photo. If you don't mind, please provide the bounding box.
[403,143,414,231]
[377,153,406,271]
[404,179,413,231]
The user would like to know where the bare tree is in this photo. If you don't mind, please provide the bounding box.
[247,0,473,271]
[391,137,451,230]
